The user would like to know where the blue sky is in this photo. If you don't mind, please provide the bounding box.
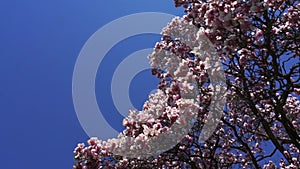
[0,1,183,168]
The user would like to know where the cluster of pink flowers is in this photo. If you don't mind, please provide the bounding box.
[73,0,300,168]
[73,16,212,168]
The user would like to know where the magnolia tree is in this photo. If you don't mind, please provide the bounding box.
[73,0,300,168]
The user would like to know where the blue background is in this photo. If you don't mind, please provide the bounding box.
[0,1,183,168]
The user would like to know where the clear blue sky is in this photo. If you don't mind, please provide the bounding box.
[0,1,183,168]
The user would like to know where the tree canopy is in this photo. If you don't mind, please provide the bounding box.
[73,1,300,168]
